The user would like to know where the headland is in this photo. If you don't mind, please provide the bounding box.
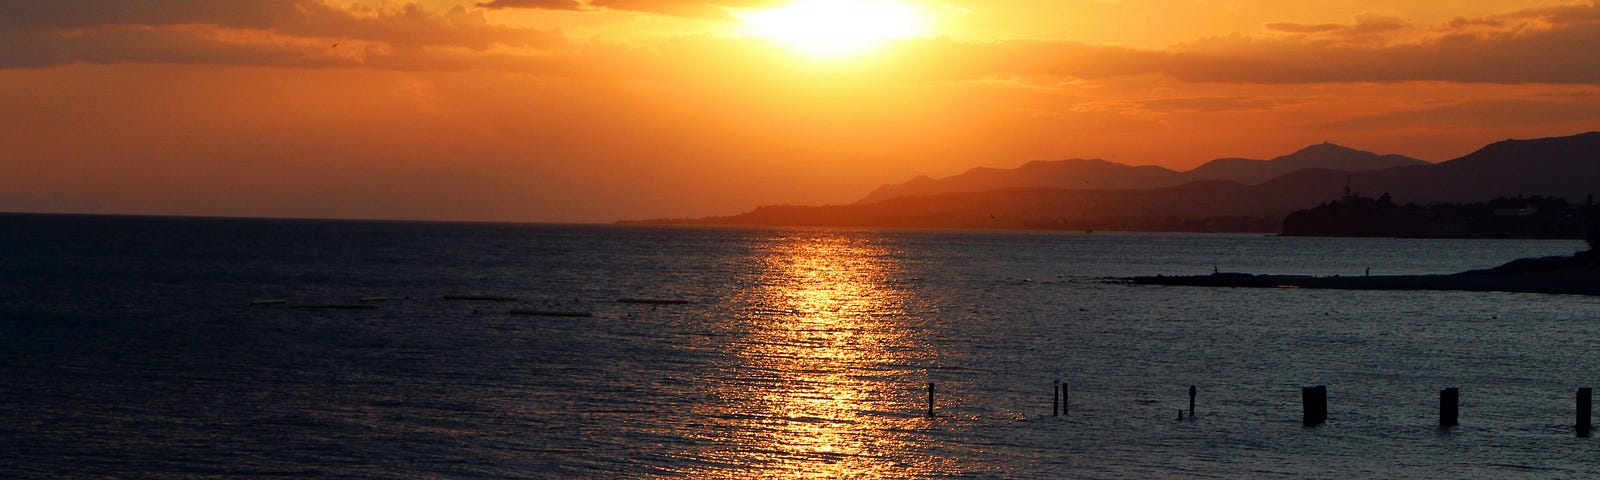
[1123,249,1600,296]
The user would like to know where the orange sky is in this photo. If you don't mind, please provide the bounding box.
[2,0,1598,222]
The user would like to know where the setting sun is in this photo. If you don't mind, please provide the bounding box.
[739,0,931,58]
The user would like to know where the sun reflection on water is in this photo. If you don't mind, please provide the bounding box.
[688,231,939,478]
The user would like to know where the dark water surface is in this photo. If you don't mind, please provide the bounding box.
[2,214,1597,478]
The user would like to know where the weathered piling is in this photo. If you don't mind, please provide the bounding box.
[927,383,935,417]
[1579,387,1593,437]
[1302,385,1328,427]
[1189,385,1197,418]
[1439,388,1459,427]
[1062,383,1070,416]
[1053,382,1060,417]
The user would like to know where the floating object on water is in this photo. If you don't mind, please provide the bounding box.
[444,295,518,302]
[509,309,592,317]
[360,296,398,302]
[617,298,693,305]
[287,304,377,310]
[250,299,287,305]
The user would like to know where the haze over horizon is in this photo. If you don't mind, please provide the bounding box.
[3,0,1599,223]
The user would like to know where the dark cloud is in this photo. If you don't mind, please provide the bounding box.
[944,5,1600,85]
[0,1,564,50]
[0,0,302,30]
[1264,14,1408,40]
[1501,1,1600,25]
[0,27,348,69]
[0,0,569,71]
[1165,19,1600,84]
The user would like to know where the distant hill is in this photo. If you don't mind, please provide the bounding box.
[854,142,1426,205]
[627,132,1600,233]
[854,159,1189,206]
[1186,142,1428,185]
[1264,132,1600,206]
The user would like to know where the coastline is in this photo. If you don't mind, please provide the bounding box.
[1122,254,1600,296]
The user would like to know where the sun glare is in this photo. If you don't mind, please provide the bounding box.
[739,0,930,58]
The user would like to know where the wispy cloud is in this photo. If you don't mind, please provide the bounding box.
[475,0,785,20]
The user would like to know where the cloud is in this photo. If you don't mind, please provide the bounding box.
[1310,98,1600,130]
[0,0,302,30]
[476,0,585,10]
[1166,18,1600,84]
[0,25,586,73]
[1265,22,1343,34]
[918,4,1600,85]
[473,0,785,20]
[1264,14,1409,43]
[1500,1,1600,26]
[1442,1,1600,34]
[0,1,565,51]
[1134,96,1282,113]
[2,0,1597,87]
[0,27,336,69]
[0,0,569,70]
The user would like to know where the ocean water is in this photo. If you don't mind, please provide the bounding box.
[2,213,1598,479]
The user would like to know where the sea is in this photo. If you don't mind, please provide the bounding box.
[2,213,1598,479]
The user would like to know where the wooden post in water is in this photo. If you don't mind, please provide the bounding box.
[1053,382,1060,417]
[1439,388,1459,427]
[927,383,935,417]
[1578,387,1592,437]
[1302,385,1328,427]
[1189,385,1197,419]
[1062,383,1070,416]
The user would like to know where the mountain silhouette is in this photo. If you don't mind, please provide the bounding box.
[854,142,1425,205]
[854,159,1189,206]
[628,132,1600,232]
[1186,142,1427,185]
[1260,132,1600,206]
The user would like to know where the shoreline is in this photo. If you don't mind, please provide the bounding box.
[1122,255,1600,296]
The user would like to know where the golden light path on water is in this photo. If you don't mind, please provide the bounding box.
[686,231,946,478]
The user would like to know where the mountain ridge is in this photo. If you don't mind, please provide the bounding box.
[627,132,1600,233]
[854,142,1428,205]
